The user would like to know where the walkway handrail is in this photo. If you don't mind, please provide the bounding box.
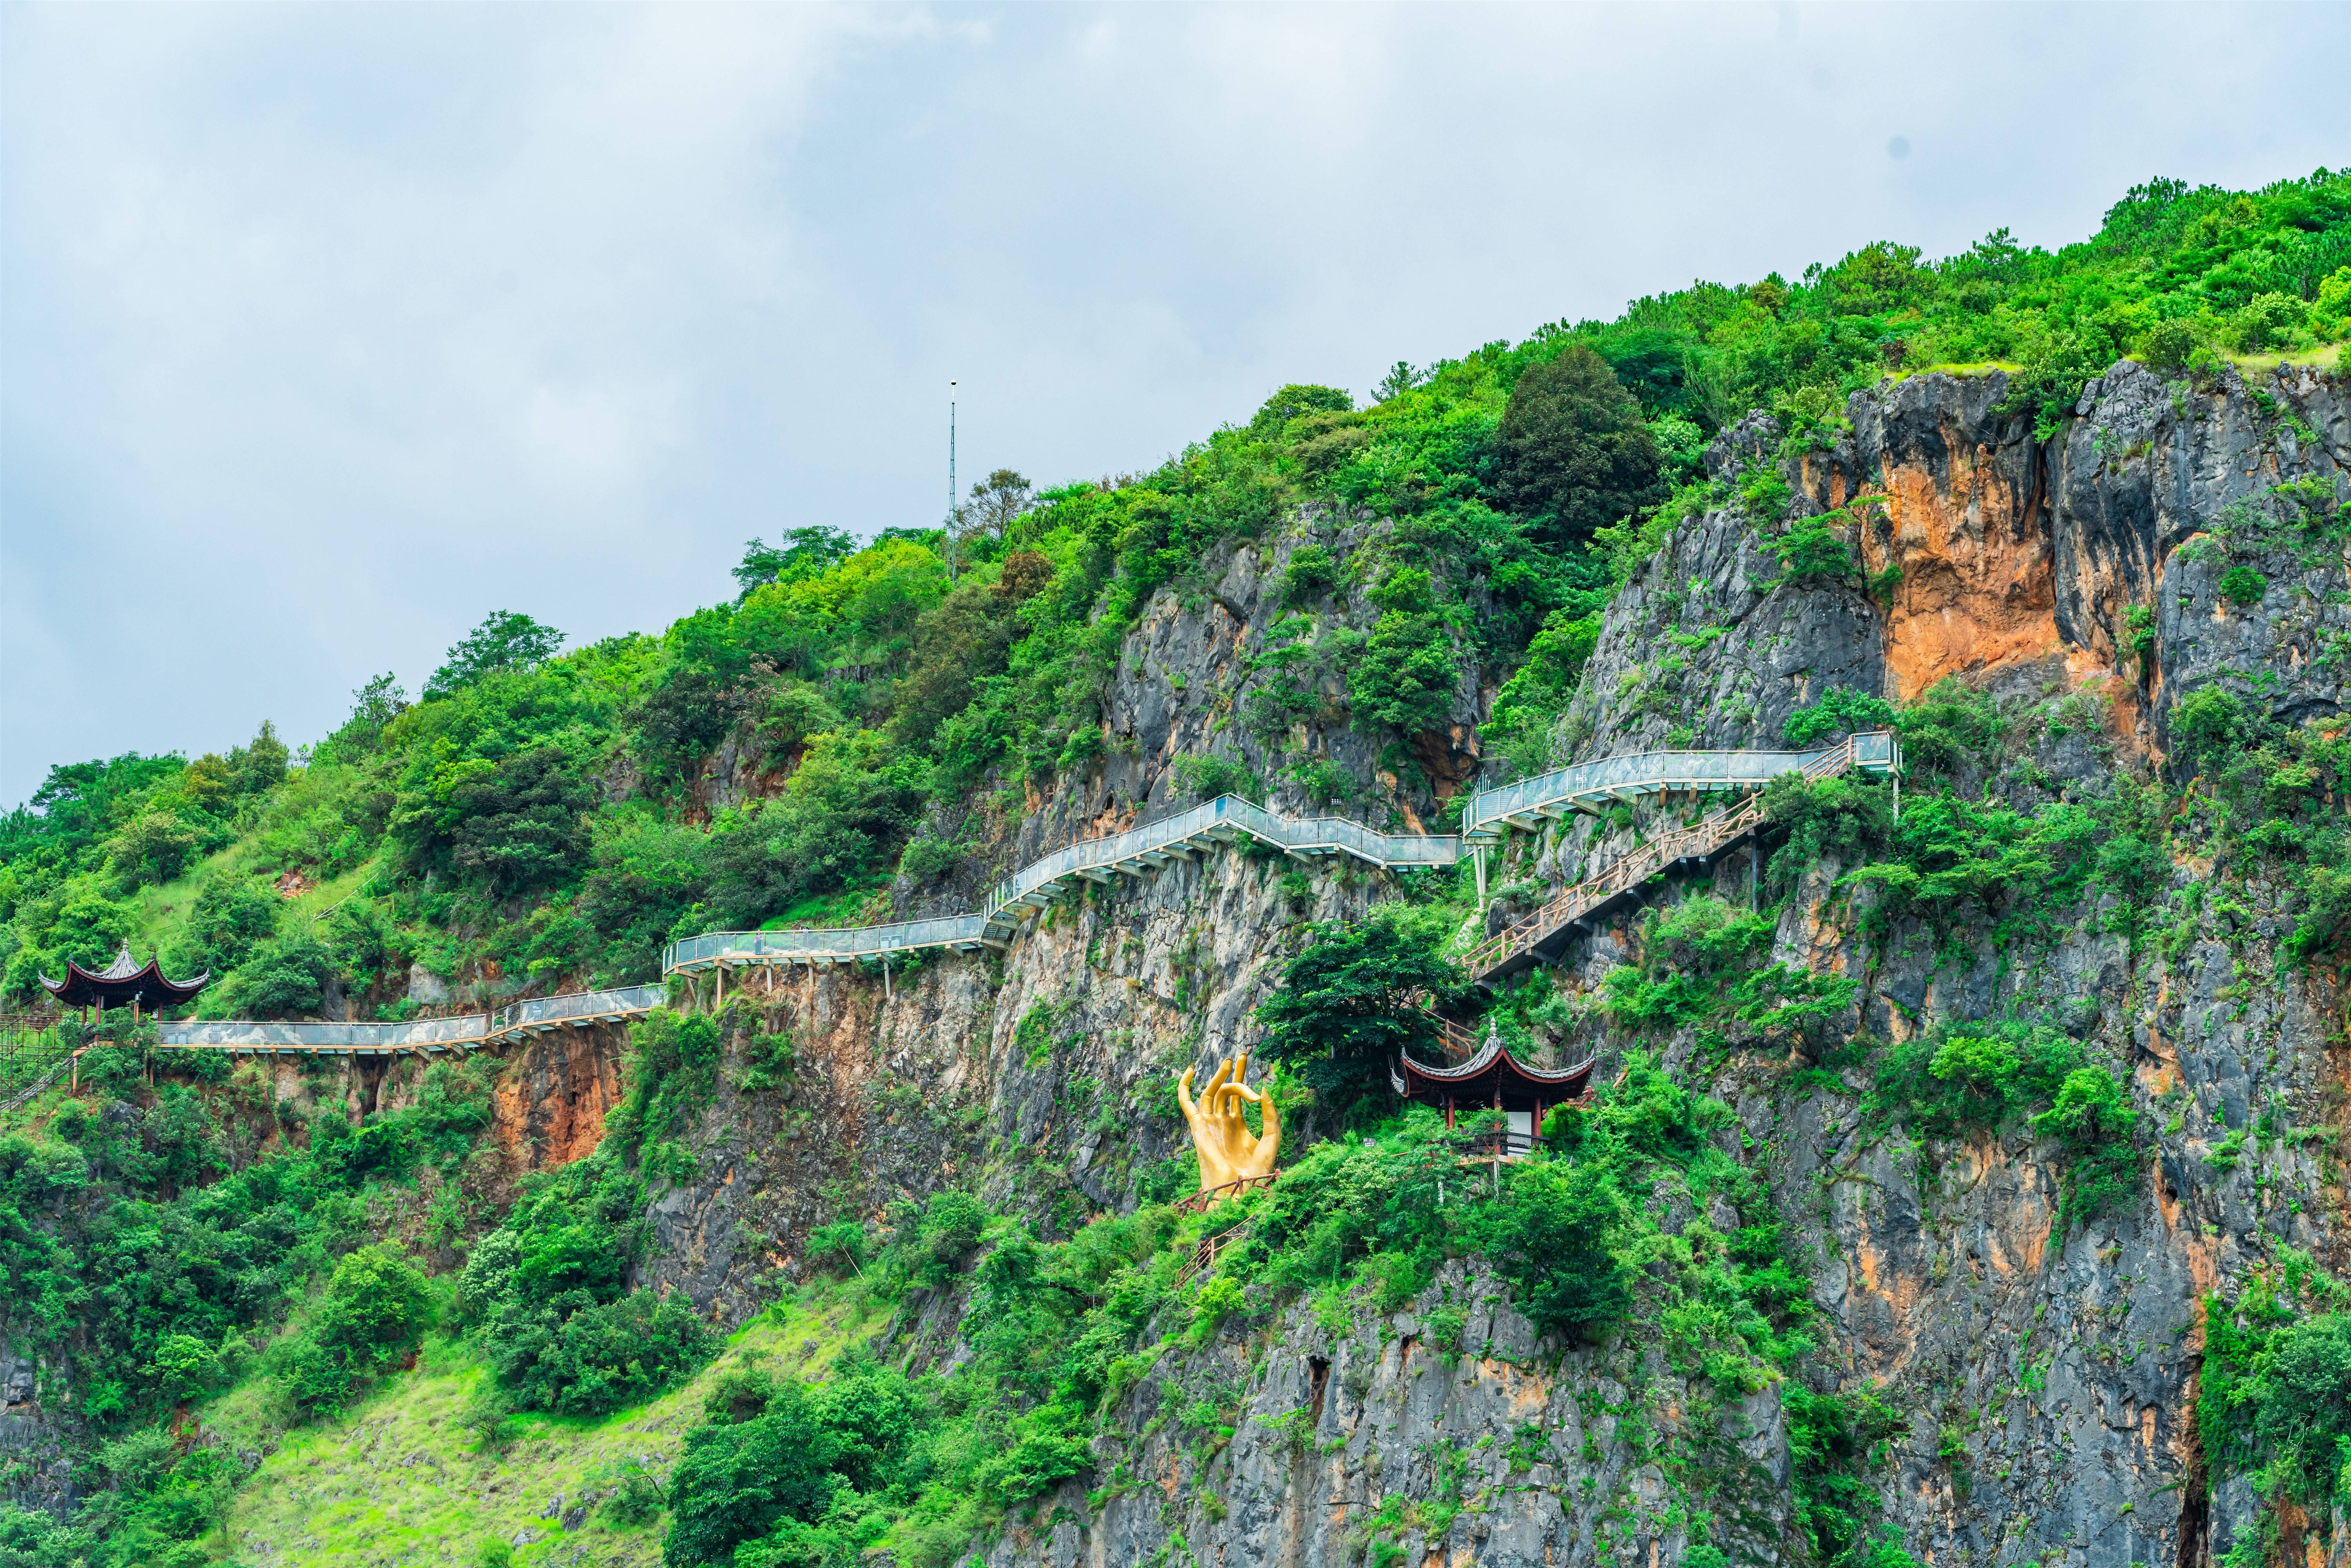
[981,794,1460,922]
[667,794,1463,975]
[131,735,1904,1057]
[1460,731,1899,839]
[667,916,989,974]
[156,983,667,1054]
[0,1056,72,1117]
[1464,731,1897,980]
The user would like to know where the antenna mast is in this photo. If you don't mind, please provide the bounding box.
[947,380,958,579]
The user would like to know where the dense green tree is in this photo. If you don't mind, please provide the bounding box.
[1468,1157,1635,1342]
[733,526,856,598]
[1495,345,1665,548]
[663,1380,843,1566]
[1249,383,1354,438]
[441,745,598,895]
[424,611,567,700]
[1345,567,1461,735]
[1255,905,1470,1126]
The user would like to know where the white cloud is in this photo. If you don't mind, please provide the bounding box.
[3,1,2346,798]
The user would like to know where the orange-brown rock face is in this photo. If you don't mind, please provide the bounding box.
[489,1022,626,1171]
[1867,421,2058,699]
[1804,370,2062,701]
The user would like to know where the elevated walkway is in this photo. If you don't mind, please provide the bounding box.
[1459,731,1898,840]
[154,984,665,1056]
[664,792,1460,976]
[1464,731,1897,982]
[127,735,1898,1056]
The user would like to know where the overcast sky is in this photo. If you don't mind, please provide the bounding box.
[2,2,2344,805]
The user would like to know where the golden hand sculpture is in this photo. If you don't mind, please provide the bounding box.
[1178,1051,1280,1200]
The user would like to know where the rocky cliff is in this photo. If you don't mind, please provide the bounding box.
[65,357,2342,1566]
[724,357,2346,1568]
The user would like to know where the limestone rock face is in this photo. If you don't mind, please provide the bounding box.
[527,359,2349,1566]
[0,1349,76,1521]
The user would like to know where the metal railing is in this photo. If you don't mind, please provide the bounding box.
[1460,730,1899,838]
[666,915,989,974]
[668,794,1464,975]
[982,794,1460,918]
[129,735,1904,1052]
[1465,731,1892,981]
[155,983,667,1055]
[665,736,1900,979]
[1173,1173,1276,1215]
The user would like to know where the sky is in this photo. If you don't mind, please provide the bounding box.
[2,2,2346,806]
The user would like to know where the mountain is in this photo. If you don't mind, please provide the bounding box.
[2,169,2349,1568]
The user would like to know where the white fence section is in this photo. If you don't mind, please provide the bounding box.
[1460,731,1899,839]
[156,983,667,1055]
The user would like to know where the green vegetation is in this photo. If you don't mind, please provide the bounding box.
[1253,904,1471,1126]
[1782,688,1897,748]
[2196,1254,2351,1528]
[0,1056,498,1564]
[644,1048,1813,1568]
[2,169,2346,1565]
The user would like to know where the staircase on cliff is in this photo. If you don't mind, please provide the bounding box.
[136,735,1898,1059]
[1462,730,1899,982]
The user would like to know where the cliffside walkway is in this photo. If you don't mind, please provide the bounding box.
[1464,731,1898,982]
[663,793,1459,978]
[151,984,665,1056]
[129,734,1896,1057]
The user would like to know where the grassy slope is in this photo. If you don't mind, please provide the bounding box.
[211,1289,888,1567]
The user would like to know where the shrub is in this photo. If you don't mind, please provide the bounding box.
[1771,519,1849,584]
[487,1287,713,1417]
[1600,896,1774,1030]
[663,1380,844,1565]
[916,1191,989,1284]
[1760,769,1893,892]
[1346,569,1460,735]
[148,1334,222,1406]
[1896,679,2001,779]
[226,930,335,1019]
[321,1242,432,1369]
[603,1463,666,1526]
[108,810,200,890]
[1469,1158,1635,1342]
[163,874,281,981]
[1172,753,1260,803]
[2244,1311,2351,1507]
[2173,686,2250,773]
[2219,564,2269,607]
[1249,383,1353,439]
[1871,1021,2082,1138]
[1279,543,1339,607]
[2139,316,2203,373]
[1783,688,1898,747]
[2030,1066,2139,1228]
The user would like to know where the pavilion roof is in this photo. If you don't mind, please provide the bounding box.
[41,943,210,1010]
[1389,1030,1595,1106]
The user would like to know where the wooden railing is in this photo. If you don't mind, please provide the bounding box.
[1465,733,1872,982]
[1176,1222,1247,1288]
[1173,1174,1275,1215]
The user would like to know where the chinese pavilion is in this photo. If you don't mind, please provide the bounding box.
[41,943,210,1021]
[1390,1030,1596,1158]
